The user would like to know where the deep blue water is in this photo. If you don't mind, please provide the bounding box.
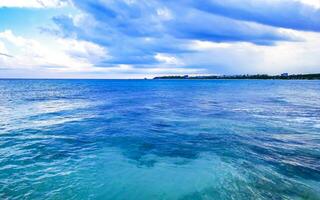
[0,79,320,200]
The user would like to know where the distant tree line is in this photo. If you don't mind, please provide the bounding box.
[153,73,320,80]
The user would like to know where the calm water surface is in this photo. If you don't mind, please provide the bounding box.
[0,80,319,200]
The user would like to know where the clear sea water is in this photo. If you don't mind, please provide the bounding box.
[0,79,320,200]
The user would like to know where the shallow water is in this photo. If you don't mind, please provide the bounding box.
[0,79,319,200]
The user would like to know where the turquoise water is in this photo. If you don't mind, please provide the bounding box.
[0,80,319,200]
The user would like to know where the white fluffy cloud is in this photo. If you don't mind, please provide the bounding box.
[0,30,201,78]
[1,28,319,77]
[155,53,183,65]
[0,30,108,72]
[298,0,320,8]
[0,0,70,8]
[184,30,320,75]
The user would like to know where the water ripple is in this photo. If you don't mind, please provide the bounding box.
[0,80,320,199]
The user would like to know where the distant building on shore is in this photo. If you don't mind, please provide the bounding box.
[281,73,289,77]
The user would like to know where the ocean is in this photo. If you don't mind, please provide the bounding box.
[0,79,319,199]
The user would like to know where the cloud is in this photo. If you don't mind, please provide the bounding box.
[189,0,320,32]
[58,38,109,64]
[2,0,320,77]
[0,30,200,78]
[182,30,320,75]
[298,0,320,8]
[155,53,183,65]
[68,0,297,43]
[48,0,300,71]
[0,0,70,8]
[165,9,294,45]
[0,30,108,71]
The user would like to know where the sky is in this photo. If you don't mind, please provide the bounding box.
[0,0,320,78]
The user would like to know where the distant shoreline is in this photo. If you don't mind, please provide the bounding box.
[153,73,320,80]
[1,73,320,80]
